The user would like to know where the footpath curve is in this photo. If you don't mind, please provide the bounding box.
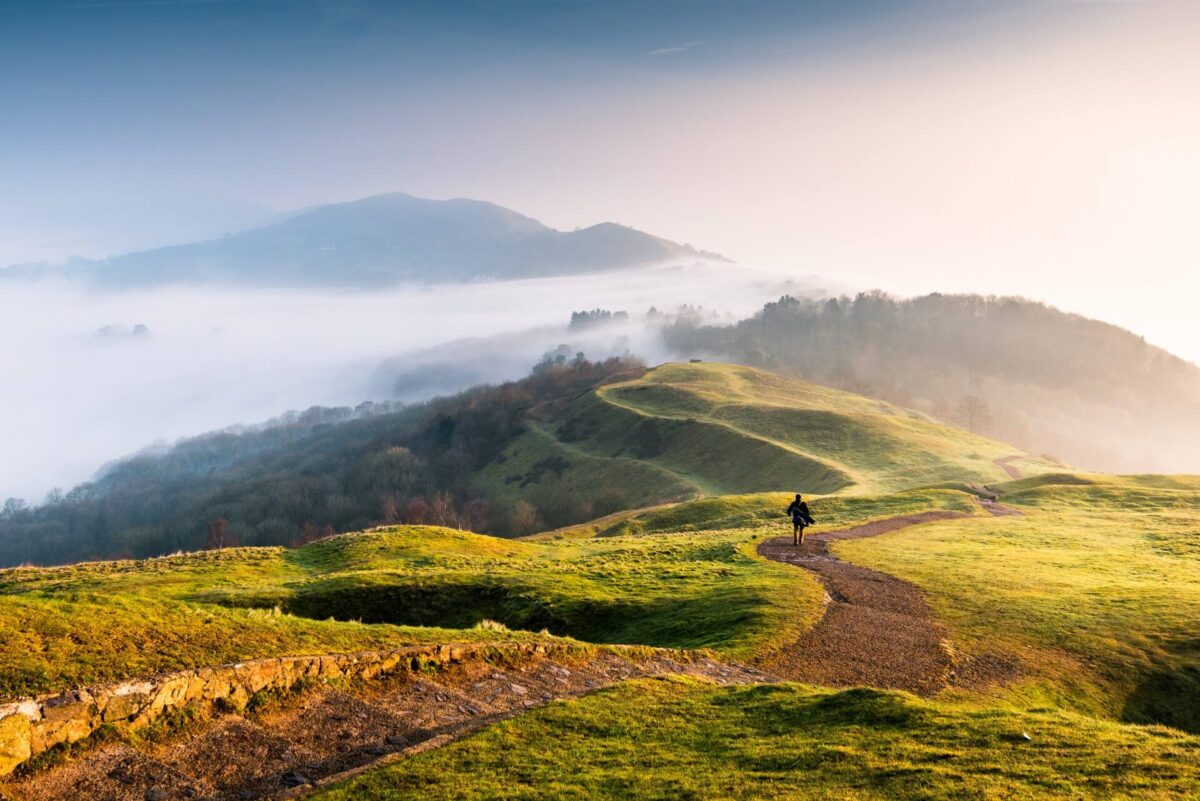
[755,512,967,696]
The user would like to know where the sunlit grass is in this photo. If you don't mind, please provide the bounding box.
[836,478,1200,729]
[311,676,1200,801]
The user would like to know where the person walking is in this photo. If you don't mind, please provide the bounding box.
[786,494,814,545]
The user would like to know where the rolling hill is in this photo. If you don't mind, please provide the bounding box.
[61,192,717,288]
[665,292,1200,475]
[474,362,1055,516]
[0,361,1052,565]
[1,363,1197,798]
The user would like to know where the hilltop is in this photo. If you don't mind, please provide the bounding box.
[28,193,718,288]
[0,362,1049,565]
[478,362,1048,513]
[665,292,1200,475]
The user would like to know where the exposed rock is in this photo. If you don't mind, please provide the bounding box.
[0,640,599,777]
[0,713,32,777]
[281,770,310,787]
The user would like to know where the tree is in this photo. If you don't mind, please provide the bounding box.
[204,517,236,550]
[380,496,401,524]
[291,521,320,548]
[430,492,458,528]
[956,395,992,435]
[0,498,28,520]
[405,496,431,524]
[509,500,543,536]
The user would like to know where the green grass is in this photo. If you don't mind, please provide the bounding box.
[472,422,698,511]
[0,548,551,700]
[600,363,1053,492]
[834,476,1200,730]
[311,676,1200,801]
[0,485,986,700]
[581,487,980,538]
[479,363,1052,513]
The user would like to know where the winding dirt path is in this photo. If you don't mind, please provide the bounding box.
[756,512,968,696]
[993,454,1024,480]
[7,505,1027,798]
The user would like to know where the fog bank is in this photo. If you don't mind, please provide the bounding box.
[1,264,824,502]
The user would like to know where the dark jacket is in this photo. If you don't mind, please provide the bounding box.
[787,500,813,524]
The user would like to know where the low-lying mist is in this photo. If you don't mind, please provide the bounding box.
[2,263,824,503]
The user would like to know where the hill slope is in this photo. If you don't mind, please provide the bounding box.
[475,362,1053,518]
[665,292,1200,474]
[73,192,715,288]
[0,361,1050,565]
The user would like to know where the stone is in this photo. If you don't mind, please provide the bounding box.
[281,770,311,788]
[41,689,95,722]
[149,676,190,714]
[102,686,153,724]
[319,656,343,678]
[32,715,95,753]
[509,684,528,695]
[0,713,32,777]
[145,787,168,801]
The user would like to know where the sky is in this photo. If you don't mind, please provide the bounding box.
[2,0,1198,366]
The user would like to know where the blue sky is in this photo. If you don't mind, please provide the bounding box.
[3,0,1199,363]
[0,0,949,261]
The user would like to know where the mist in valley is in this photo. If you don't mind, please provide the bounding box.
[0,263,823,504]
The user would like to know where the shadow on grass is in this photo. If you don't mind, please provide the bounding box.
[1122,644,1200,733]
[281,577,768,652]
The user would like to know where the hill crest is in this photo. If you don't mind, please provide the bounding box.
[60,192,720,288]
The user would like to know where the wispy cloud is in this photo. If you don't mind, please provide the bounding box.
[645,40,704,57]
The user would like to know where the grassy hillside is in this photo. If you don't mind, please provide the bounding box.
[312,677,1200,801]
[664,292,1200,476]
[477,363,1051,513]
[835,474,1200,731]
[5,364,1198,798]
[0,360,1054,565]
[0,489,981,700]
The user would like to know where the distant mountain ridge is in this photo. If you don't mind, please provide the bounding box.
[55,193,722,288]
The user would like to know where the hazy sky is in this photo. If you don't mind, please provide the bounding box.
[3,0,1199,361]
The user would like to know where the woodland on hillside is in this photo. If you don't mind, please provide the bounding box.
[664,292,1200,472]
[0,356,645,565]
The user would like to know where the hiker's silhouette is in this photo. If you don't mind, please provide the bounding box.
[786,494,814,545]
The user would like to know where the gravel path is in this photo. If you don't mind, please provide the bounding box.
[7,505,1028,797]
[756,511,968,696]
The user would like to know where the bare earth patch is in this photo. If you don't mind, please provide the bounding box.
[993,455,1024,480]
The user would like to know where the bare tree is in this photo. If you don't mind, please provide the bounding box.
[204,517,236,550]
[509,500,543,536]
[430,492,458,528]
[956,395,992,435]
[405,496,431,524]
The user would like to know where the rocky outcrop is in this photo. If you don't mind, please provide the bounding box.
[0,641,595,777]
